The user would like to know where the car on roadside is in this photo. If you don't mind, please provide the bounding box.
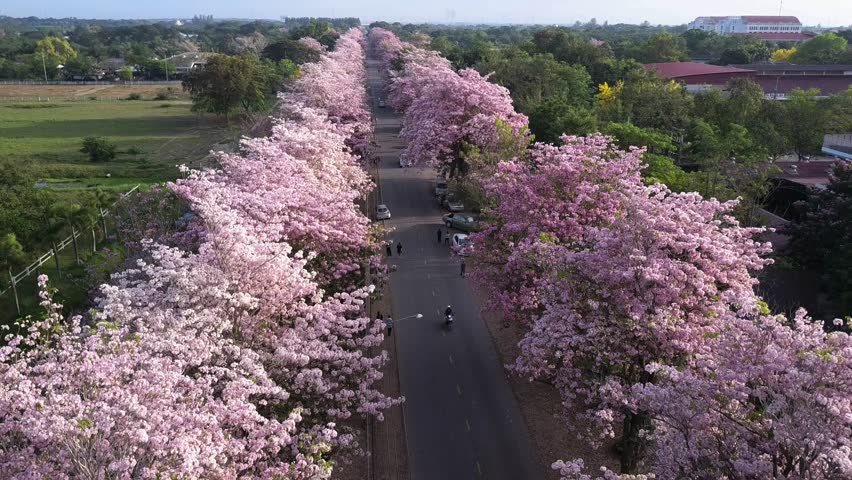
[441,193,464,212]
[434,176,448,197]
[442,212,479,232]
[376,204,391,220]
[378,99,386,108]
[451,233,472,256]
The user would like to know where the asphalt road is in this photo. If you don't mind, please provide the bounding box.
[367,59,541,480]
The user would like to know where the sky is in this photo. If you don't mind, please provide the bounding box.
[2,0,851,27]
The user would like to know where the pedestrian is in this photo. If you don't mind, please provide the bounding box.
[376,311,383,322]
[386,243,392,257]
[444,230,451,245]
[385,316,394,335]
[396,242,403,255]
[460,259,466,277]
[437,227,442,243]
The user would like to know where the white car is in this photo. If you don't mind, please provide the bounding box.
[376,204,391,220]
[378,99,386,108]
[451,233,471,256]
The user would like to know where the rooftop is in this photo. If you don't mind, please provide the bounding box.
[644,62,755,79]
[733,63,852,73]
[740,15,801,24]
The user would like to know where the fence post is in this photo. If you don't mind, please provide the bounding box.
[71,225,81,264]
[92,226,97,253]
[9,268,20,316]
[52,242,61,278]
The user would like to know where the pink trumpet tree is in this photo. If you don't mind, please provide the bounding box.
[473,134,772,471]
[0,28,395,479]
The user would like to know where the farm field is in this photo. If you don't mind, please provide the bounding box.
[0,96,238,326]
[0,98,236,191]
[0,82,186,100]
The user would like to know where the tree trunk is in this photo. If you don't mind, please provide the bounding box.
[619,410,651,474]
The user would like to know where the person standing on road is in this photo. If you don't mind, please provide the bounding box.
[444,230,451,245]
[385,316,394,335]
[437,227,442,243]
[460,259,466,277]
[376,311,383,323]
[386,243,392,257]
[396,242,403,256]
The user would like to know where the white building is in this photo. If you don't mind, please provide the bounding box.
[688,16,802,35]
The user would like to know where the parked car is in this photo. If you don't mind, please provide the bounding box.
[451,233,472,256]
[376,204,391,220]
[441,193,464,212]
[378,99,386,108]
[442,212,479,232]
[434,176,448,196]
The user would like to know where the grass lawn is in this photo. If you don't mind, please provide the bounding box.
[0,97,239,329]
[0,99,237,191]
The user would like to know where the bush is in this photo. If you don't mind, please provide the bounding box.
[154,87,178,101]
[125,147,143,155]
[80,136,117,163]
[126,93,143,100]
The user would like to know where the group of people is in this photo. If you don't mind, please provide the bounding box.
[386,241,403,256]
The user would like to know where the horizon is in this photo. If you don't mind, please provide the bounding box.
[2,0,851,28]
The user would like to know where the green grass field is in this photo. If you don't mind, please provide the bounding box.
[0,98,239,328]
[0,99,237,190]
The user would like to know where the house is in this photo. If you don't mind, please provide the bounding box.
[822,134,852,160]
[688,15,812,41]
[164,52,215,76]
[730,63,852,98]
[643,62,756,92]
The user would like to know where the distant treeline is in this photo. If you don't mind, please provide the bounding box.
[282,17,361,30]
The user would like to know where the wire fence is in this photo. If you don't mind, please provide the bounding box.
[1,185,140,318]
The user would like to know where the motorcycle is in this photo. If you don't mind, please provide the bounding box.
[445,313,454,325]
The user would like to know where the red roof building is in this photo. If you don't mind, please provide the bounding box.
[643,62,756,90]
[688,15,807,41]
[732,63,852,98]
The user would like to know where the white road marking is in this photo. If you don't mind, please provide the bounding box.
[448,354,454,366]
[465,419,471,432]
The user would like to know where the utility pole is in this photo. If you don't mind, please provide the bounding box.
[41,51,48,82]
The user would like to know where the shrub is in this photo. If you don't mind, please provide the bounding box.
[154,87,177,101]
[126,93,143,100]
[80,136,117,163]
[125,147,143,155]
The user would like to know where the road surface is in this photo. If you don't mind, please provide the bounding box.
[367,58,541,480]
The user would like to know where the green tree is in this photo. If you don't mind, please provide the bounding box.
[80,136,117,163]
[63,56,95,79]
[288,20,338,48]
[639,32,689,63]
[787,162,852,317]
[0,233,27,275]
[117,66,133,81]
[35,36,77,63]
[0,160,51,248]
[618,70,694,131]
[262,39,321,65]
[182,54,273,120]
[782,88,828,160]
[529,98,598,144]
[477,48,593,113]
[790,33,849,64]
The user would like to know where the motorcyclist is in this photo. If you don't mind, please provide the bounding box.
[445,305,453,322]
